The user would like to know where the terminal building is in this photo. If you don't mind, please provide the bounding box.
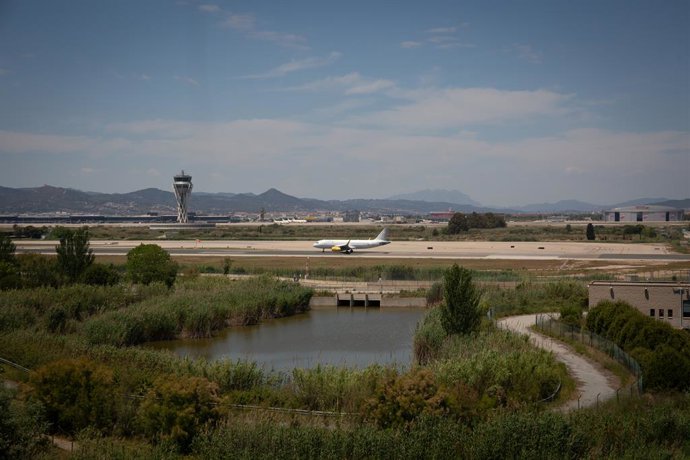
[604,205,685,222]
[588,281,690,330]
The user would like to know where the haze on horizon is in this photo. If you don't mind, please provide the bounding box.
[0,0,688,207]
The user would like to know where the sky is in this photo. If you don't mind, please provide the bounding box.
[0,0,688,207]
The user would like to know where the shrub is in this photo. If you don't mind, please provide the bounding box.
[81,263,121,286]
[0,387,49,459]
[587,300,690,390]
[126,244,178,288]
[560,304,582,327]
[425,280,443,305]
[136,375,221,453]
[413,308,446,365]
[31,358,116,434]
[363,368,466,428]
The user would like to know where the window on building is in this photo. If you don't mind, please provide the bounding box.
[659,309,664,318]
[668,309,673,318]
[650,309,655,317]
[683,300,690,319]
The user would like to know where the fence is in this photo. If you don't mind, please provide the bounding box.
[535,314,644,396]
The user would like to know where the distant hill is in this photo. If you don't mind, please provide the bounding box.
[650,198,690,209]
[387,189,481,206]
[0,185,686,216]
[515,200,604,213]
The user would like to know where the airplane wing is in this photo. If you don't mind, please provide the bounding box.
[331,240,353,253]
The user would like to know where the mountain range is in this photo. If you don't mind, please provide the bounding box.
[0,185,687,216]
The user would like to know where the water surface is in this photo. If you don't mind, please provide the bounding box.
[149,307,426,372]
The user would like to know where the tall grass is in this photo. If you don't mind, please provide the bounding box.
[0,283,170,332]
[82,276,313,346]
[484,279,588,317]
[185,394,690,459]
[414,309,568,405]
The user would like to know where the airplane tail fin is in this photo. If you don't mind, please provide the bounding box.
[375,227,389,241]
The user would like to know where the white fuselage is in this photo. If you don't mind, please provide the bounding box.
[313,227,390,253]
[312,238,390,252]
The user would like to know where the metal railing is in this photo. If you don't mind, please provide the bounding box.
[535,314,644,395]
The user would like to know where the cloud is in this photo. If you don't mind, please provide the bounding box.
[3,117,687,204]
[192,2,308,49]
[174,75,199,86]
[354,88,573,130]
[426,27,457,34]
[285,72,396,95]
[509,44,542,63]
[198,4,220,13]
[0,130,131,155]
[345,79,396,95]
[402,26,474,50]
[222,13,255,31]
[401,41,422,49]
[241,52,341,79]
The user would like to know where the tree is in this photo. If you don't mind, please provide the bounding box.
[136,375,220,453]
[439,263,481,335]
[17,254,61,288]
[0,235,17,265]
[31,358,116,434]
[126,244,178,287]
[0,235,20,289]
[55,227,94,282]
[82,263,121,286]
[447,213,469,234]
[586,223,596,241]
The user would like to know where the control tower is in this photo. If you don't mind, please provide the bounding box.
[173,170,193,223]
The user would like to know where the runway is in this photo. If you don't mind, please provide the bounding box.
[13,239,690,262]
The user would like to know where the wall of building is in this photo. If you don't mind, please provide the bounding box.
[588,282,690,329]
[604,210,685,222]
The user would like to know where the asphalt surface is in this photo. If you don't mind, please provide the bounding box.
[12,239,690,262]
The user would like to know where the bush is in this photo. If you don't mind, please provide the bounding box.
[413,308,446,365]
[126,244,178,288]
[81,263,121,286]
[31,358,116,434]
[425,280,443,305]
[363,368,467,428]
[136,375,221,453]
[0,387,49,459]
[560,304,582,327]
[17,254,62,288]
[587,300,690,391]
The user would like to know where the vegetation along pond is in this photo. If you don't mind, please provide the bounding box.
[148,307,426,372]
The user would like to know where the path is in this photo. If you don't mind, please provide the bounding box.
[498,314,616,411]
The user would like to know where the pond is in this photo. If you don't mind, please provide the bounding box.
[148,307,427,372]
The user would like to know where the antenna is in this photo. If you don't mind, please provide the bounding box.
[173,170,193,223]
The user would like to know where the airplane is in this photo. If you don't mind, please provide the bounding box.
[313,228,390,254]
[273,217,307,224]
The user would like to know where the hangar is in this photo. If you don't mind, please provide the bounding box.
[604,205,684,222]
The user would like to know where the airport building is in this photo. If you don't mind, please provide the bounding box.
[588,281,690,330]
[604,205,685,223]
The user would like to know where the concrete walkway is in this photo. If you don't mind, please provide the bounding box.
[498,314,617,411]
